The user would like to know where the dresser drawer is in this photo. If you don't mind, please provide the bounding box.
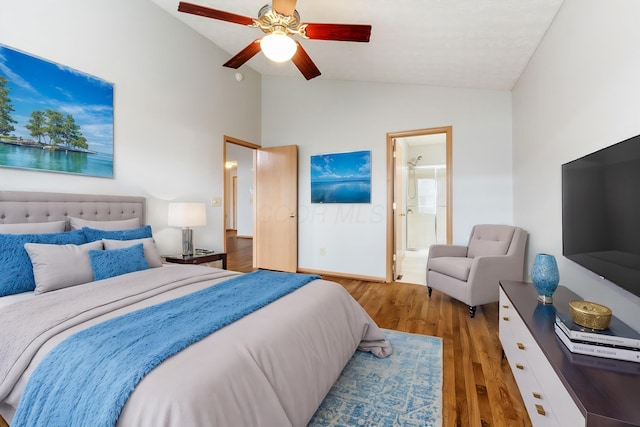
[504,344,558,426]
[525,342,584,426]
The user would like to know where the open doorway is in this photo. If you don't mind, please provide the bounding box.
[386,127,452,284]
[224,136,259,272]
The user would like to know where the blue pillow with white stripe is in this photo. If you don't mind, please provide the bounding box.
[0,229,87,297]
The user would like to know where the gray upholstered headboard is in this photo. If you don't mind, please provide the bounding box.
[0,191,146,229]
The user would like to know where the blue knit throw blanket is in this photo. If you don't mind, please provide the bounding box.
[12,270,320,427]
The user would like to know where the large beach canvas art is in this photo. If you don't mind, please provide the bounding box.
[0,44,114,177]
[311,150,371,203]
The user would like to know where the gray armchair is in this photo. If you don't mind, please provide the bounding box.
[426,224,528,317]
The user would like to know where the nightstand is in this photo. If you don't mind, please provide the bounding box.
[164,252,227,269]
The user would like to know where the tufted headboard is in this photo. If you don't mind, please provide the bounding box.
[0,191,146,229]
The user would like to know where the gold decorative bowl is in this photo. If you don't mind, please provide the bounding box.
[569,300,612,330]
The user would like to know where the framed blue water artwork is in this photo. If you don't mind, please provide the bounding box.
[311,150,371,203]
[0,44,114,178]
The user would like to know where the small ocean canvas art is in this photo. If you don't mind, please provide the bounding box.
[0,44,114,177]
[311,150,371,203]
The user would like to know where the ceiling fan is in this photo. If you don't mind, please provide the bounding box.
[177,0,372,80]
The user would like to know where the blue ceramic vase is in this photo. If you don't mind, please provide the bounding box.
[531,253,559,304]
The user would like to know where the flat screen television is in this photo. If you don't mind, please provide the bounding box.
[562,133,640,299]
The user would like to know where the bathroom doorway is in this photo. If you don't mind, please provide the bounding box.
[387,127,452,284]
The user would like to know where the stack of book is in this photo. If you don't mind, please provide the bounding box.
[554,312,640,364]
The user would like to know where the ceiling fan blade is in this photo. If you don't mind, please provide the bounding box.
[291,41,321,80]
[272,0,297,16]
[304,23,371,42]
[223,40,262,69]
[178,2,254,26]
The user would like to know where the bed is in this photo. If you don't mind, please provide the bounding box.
[0,191,391,426]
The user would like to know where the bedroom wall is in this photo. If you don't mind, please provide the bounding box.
[262,77,513,279]
[512,0,640,329]
[0,0,262,255]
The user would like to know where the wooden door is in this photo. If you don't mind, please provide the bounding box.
[253,145,298,272]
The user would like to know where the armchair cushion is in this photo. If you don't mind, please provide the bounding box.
[467,225,515,258]
[427,257,473,282]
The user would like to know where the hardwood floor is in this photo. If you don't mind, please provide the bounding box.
[227,231,532,427]
[226,230,255,273]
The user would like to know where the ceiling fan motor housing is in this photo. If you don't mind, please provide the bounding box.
[254,5,306,38]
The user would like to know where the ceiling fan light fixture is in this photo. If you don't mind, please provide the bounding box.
[260,31,297,62]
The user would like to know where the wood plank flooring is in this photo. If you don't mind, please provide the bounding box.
[226,230,532,426]
[226,231,254,273]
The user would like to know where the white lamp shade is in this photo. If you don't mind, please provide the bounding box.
[260,32,297,62]
[168,202,207,227]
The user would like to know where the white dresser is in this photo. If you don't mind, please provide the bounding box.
[500,287,583,426]
[499,281,640,427]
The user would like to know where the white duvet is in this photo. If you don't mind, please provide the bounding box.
[0,265,391,426]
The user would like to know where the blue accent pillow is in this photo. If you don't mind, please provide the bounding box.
[89,243,150,281]
[82,225,153,242]
[0,229,87,297]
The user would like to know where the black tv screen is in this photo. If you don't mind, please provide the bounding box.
[562,133,640,299]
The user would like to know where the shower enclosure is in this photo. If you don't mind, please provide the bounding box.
[406,159,447,251]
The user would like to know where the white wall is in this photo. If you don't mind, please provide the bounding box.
[263,76,513,279]
[0,0,262,255]
[513,0,640,329]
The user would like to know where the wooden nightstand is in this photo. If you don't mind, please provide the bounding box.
[164,252,227,269]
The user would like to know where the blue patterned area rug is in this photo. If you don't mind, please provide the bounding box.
[309,329,443,427]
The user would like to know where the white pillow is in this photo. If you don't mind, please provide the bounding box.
[25,240,104,295]
[69,216,141,231]
[0,221,66,234]
[102,237,163,268]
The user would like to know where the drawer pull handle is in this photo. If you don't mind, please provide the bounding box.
[515,363,524,370]
[502,305,509,309]
[517,342,525,350]
[503,316,510,321]
[535,404,546,416]
[532,392,542,399]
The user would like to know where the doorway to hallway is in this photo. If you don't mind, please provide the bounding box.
[224,136,258,270]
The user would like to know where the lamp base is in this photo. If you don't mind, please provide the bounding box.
[181,227,194,257]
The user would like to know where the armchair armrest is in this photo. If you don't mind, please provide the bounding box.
[428,244,468,260]
[470,255,522,278]
[466,254,525,303]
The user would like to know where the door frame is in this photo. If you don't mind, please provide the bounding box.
[385,126,453,282]
[231,175,238,230]
[223,135,260,254]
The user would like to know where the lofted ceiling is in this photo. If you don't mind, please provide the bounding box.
[150,0,564,90]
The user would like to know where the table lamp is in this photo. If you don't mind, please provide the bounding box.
[168,202,207,256]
